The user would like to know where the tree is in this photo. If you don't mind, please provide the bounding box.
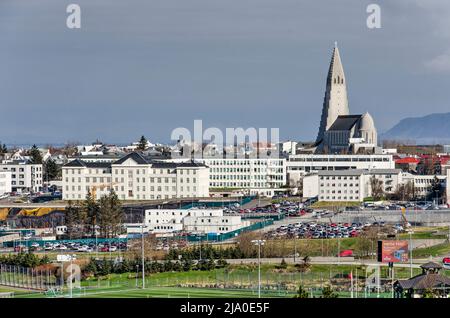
[369,176,384,201]
[422,288,438,298]
[0,143,7,155]
[321,285,339,298]
[294,285,309,298]
[98,190,123,238]
[65,200,81,239]
[394,181,415,201]
[430,176,444,204]
[44,159,61,181]
[28,144,43,164]
[82,191,100,237]
[137,135,147,151]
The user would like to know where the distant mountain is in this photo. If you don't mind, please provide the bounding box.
[381,113,450,144]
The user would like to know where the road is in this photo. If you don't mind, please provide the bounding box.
[225,256,441,268]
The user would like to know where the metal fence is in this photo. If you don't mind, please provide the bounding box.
[0,264,59,290]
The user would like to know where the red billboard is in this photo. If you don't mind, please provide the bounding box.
[377,240,409,263]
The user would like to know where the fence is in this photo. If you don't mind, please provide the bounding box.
[0,264,59,290]
[2,237,128,248]
[76,267,396,298]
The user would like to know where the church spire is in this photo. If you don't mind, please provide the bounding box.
[316,43,350,143]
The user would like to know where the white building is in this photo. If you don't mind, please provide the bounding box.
[167,157,287,197]
[62,152,209,201]
[402,173,446,199]
[287,154,395,186]
[0,171,12,196]
[0,162,43,193]
[447,169,450,205]
[304,169,403,202]
[305,168,447,202]
[127,208,250,235]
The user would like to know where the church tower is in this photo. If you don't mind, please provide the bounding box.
[316,43,350,143]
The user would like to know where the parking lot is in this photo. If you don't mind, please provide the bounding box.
[264,220,407,240]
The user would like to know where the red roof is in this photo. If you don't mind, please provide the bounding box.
[395,157,420,164]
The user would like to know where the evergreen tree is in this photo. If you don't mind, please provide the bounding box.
[44,159,61,181]
[321,285,339,298]
[294,285,309,298]
[0,143,7,155]
[82,191,100,237]
[137,135,147,151]
[98,190,123,238]
[65,201,80,239]
[28,144,43,164]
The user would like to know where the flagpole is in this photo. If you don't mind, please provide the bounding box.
[350,270,353,298]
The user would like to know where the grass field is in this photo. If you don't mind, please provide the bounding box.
[2,261,444,298]
[412,242,450,258]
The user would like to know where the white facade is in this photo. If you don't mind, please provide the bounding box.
[302,174,319,198]
[0,171,12,196]
[62,152,209,201]
[167,157,287,195]
[305,169,403,202]
[402,173,447,199]
[128,208,249,235]
[447,169,450,205]
[0,162,43,193]
[287,154,394,187]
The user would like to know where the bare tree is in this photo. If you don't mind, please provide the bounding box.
[369,176,385,201]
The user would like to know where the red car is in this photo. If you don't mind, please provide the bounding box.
[443,257,450,269]
[338,250,354,257]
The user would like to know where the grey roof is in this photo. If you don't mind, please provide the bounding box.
[65,153,208,169]
[420,262,442,270]
[318,170,365,176]
[367,169,402,175]
[151,160,207,169]
[113,152,149,165]
[63,159,111,168]
[396,273,450,290]
[317,169,401,177]
[327,115,362,131]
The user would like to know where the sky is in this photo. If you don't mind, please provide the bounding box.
[1,0,450,146]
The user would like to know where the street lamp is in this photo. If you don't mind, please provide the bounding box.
[251,239,265,298]
[409,231,414,278]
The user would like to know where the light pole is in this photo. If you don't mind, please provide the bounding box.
[251,239,265,298]
[141,217,145,289]
[409,231,413,278]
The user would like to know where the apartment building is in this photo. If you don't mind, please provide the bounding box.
[0,171,12,196]
[62,152,209,201]
[0,162,43,193]
[304,169,403,202]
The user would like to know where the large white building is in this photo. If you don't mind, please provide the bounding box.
[0,171,12,196]
[127,208,250,235]
[62,152,209,201]
[0,162,43,193]
[168,157,287,197]
[304,168,446,202]
[304,169,403,202]
[287,154,395,186]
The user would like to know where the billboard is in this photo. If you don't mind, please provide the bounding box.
[377,240,409,263]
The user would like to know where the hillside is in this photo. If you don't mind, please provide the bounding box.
[381,113,450,144]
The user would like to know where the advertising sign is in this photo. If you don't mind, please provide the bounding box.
[377,240,409,263]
